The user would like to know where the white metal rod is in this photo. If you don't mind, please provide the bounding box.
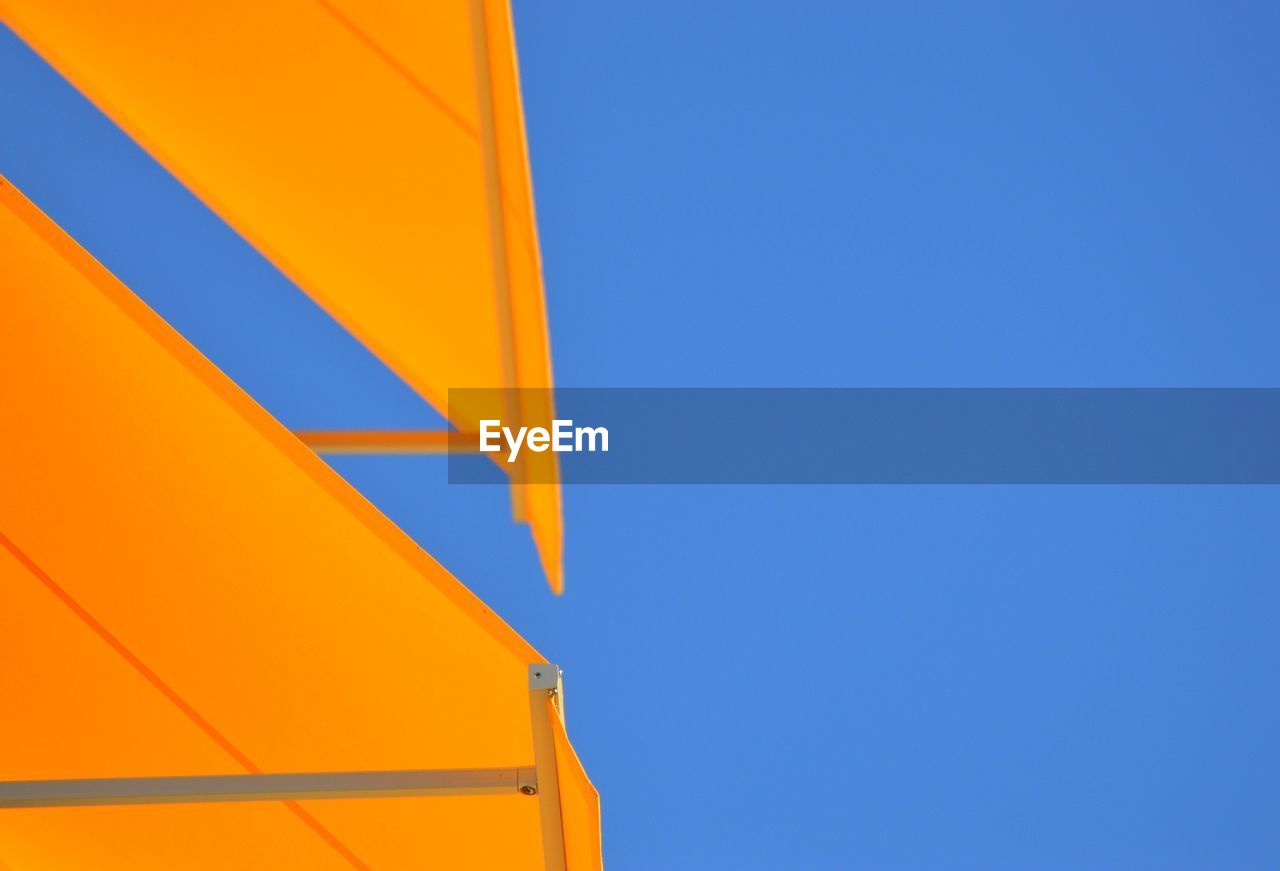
[528,664,568,871]
[0,767,537,809]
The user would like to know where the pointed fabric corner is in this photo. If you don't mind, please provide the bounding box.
[0,0,564,592]
[552,708,604,871]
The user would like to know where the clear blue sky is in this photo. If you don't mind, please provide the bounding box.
[3,2,1280,867]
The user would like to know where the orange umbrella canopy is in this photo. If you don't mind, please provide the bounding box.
[0,177,599,869]
[0,0,564,591]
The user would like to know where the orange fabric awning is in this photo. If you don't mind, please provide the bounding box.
[553,710,605,871]
[0,0,564,592]
[0,176,598,868]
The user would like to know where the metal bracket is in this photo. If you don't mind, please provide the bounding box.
[529,663,564,723]
[528,663,561,691]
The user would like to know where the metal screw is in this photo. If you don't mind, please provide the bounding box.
[520,784,538,796]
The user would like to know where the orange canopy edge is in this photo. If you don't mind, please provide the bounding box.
[0,0,565,593]
[0,175,599,869]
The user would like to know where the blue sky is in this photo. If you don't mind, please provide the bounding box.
[3,2,1279,868]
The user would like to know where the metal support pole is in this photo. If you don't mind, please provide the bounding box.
[0,767,536,809]
[293,430,482,455]
[528,663,568,871]
[468,0,526,525]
